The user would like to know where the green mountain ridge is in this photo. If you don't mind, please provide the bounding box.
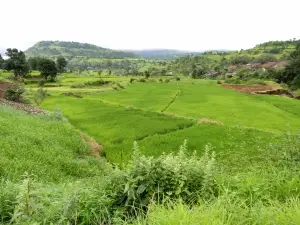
[25,41,138,59]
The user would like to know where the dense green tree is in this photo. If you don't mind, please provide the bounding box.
[38,58,58,81]
[4,48,29,77]
[254,54,277,63]
[28,57,41,70]
[56,56,67,73]
[144,70,150,79]
[230,55,251,65]
[278,43,300,89]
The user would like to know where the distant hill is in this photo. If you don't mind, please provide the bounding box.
[25,41,138,59]
[132,49,203,60]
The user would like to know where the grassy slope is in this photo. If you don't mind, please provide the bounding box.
[0,105,105,182]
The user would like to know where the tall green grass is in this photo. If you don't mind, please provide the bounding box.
[0,105,106,182]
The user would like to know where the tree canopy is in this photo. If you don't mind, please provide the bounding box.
[56,56,67,73]
[279,42,300,89]
[4,48,29,77]
[38,58,58,80]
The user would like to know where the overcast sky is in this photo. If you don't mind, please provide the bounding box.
[1,0,299,52]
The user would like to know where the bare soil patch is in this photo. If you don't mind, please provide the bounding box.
[221,84,298,99]
[0,82,10,98]
[0,98,46,115]
[221,84,278,94]
[197,118,224,126]
[80,134,104,157]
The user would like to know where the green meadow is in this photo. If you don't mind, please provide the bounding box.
[40,81,300,165]
[2,71,300,224]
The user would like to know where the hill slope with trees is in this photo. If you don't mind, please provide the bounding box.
[25,41,138,59]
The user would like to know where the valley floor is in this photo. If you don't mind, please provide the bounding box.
[1,76,300,224]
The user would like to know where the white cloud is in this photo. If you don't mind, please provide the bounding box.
[1,0,299,51]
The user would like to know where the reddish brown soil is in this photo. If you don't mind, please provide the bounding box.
[80,134,103,157]
[221,84,278,94]
[0,82,9,98]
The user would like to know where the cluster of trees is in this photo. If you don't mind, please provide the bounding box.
[230,54,278,65]
[172,55,222,78]
[277,43,300,89]
[1,48,67,80]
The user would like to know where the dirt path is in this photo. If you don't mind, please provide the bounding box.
[0,98,46,115]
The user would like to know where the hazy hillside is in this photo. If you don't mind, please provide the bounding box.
[25,41,138,59]
[132,49,203,60]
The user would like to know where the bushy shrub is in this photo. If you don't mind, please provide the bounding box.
[129,78,135,83]
[5,82,25,102]
[116,82,124,89]
[71,83,86,88]
[164,79,170,83]
[175,77,180,81]
[38,80,45,87]
[139,78,146,83]
[33,88,48,105]
[111,141,217,217]
[84,79,110,86]
[48,108,68,122]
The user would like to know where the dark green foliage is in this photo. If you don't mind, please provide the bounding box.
[230,55,251,65]
[56,56,67,73]
[38,58,57,81]
[5,82,25,102]
[84,79,111,86]
[253,54,278,63]
[144,70,150,79]
[173,55,214,77]
[4,48,29,77]
[27,57,41,70]
[0,54,3,69]
[279,42,300,89]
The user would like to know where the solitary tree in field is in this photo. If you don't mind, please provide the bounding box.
[56,56,67,73]
[4,48,29,77]
[38,58,58,81]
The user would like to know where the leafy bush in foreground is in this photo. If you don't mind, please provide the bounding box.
[5,82,25,102]
[111,141,217,217]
